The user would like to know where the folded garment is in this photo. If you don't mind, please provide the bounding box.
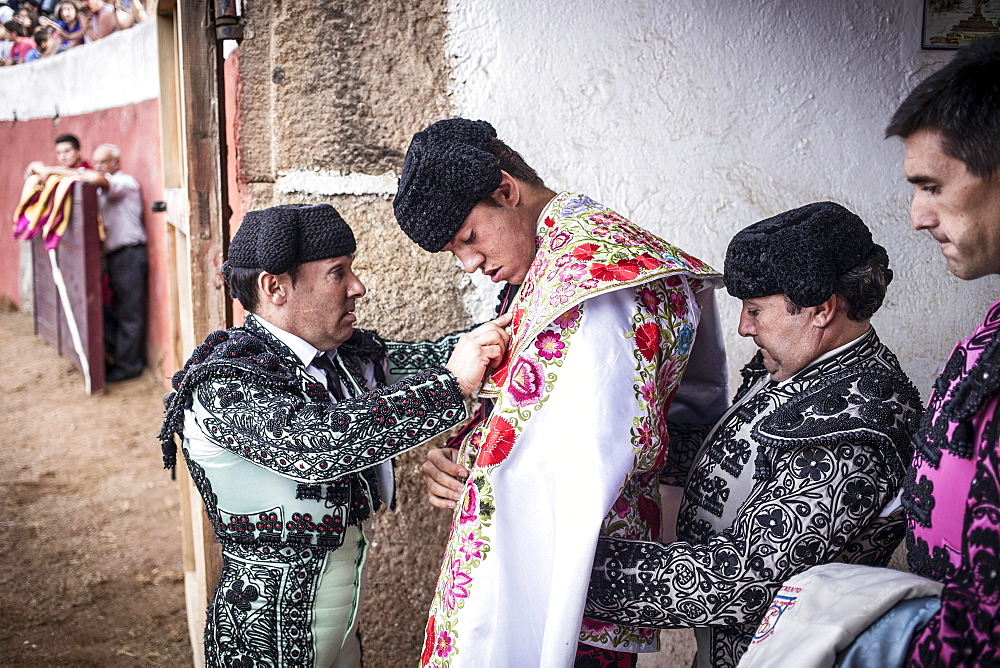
[737,563,943,668]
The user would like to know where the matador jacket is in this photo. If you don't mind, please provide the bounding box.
[903,297,1000,667]
[158,315,467,666]
[587,328,924,668]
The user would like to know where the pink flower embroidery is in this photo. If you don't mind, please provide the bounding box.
[554,305,582,330]
[535,330,566,361]
[665,276,682,287]
[612,495,632,518]
[459,484,478,525]
[435,631,454,657]
[635,420,654,449]
[669,291,688,318]
[639,381,655,404]
[550,230,572,251]
[637,287,660,315]
[458,530,485,562]
[507,356,545,407]
[442,558,473,611]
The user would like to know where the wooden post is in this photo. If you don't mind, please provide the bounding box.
[156,0,230,663]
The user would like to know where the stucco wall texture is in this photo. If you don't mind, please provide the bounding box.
[447,0,1000,399]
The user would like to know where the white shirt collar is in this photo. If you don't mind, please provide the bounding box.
[250,313,328,368]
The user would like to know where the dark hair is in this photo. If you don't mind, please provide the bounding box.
[835,246,893,321]
[476,137,546,207]
[222,263,302,312]
[223,264,262,312]
[55,134,81,150]
[783,247,892,322]
[32,27,47,48]
[886,35,1000,179]
[5,20,26,37]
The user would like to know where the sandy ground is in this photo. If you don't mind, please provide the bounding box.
[0,309,190,665]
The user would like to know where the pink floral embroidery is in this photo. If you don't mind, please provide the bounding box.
[553,305,582,330]
[535,330,566,361]
[556,261,587,283]
[550,230,572,251]
[459,483,479,525]
[442,558,473,611]
[613,495,632,518]
[459,530,485,562]
[665,275,682,287]
[656,357,681,395]
[669,290,688,318]
[637,287,661,315]
[635,419,654,449]
[507,356,545,407]
[639,381,655,404]
[435,631,453,657]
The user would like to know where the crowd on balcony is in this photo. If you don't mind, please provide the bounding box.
[0,0,149,65]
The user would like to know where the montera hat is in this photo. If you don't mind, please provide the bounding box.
[224,203,356,276]
[393,118,503,252]
[724,201,884,308]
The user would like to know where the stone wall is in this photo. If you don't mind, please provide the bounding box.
[228,1,462,662]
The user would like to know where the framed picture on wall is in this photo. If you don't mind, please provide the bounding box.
[923,0,1000,49]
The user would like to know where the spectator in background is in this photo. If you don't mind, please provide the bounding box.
[0,2,14,25]
[13,4,37,34]
[23,25,46,60]
[25,134,92,179]
[39,0,84,53]
[82,0,114,40]
[0,21,13,64]
[5,20,32,63]
[55,134,91,169]
[28,144,148,381]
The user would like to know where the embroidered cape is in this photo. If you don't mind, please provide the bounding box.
[587,329,923,668]
[422,192,721,666]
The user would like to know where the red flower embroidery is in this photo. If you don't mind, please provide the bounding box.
[589,259,638,282]
[635,322,661,361]
[421,617,436,665]
[679,251,708,271]
[477,416,517,466]
[544,216,555,227]
[635,253,660,269]
[572,243,599,261]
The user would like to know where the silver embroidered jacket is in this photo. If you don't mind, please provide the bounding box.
[586,328,923,667]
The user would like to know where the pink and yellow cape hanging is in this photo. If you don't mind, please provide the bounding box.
[422,193,721,666]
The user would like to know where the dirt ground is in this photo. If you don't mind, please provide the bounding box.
[0,309,190,665]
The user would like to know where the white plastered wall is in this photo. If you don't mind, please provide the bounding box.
[445,0,1000,395]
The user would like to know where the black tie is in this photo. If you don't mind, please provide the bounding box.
[312,353,346,402]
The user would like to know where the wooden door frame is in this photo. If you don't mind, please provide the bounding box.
[156,0,232,663]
